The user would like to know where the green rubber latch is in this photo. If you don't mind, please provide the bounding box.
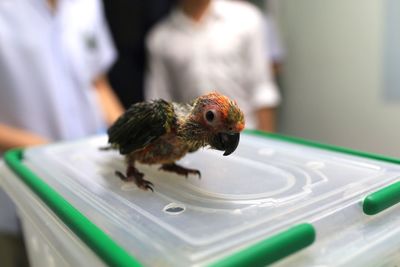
[363,181,400,215]
[209,223,316,267]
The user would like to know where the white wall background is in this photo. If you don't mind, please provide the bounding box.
[275,0,400,157]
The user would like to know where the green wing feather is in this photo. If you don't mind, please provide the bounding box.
[108,99,175,155]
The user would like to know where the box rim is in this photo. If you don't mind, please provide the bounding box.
[4,130,400,266]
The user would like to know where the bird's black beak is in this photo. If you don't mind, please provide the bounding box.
[211,132,240,156]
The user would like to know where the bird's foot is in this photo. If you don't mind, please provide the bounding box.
[159,163,201,179]
[115,166,154,192]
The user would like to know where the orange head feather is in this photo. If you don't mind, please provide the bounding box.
[192,92,245,133]
[178,92,245,156]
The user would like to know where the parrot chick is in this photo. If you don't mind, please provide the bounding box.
[107,92,245,191]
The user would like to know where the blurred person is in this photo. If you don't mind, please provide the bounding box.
[145,0,281,131]
[263,0,285,80]
[103,0,173,107]
[0,0,123,266]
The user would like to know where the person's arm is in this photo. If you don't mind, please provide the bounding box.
[0,124,49,152]
[244,7,281,132]
[256,107,276,132]
[88,1,124,126]
[93,75,124,126]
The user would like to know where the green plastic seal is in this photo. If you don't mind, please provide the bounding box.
[363,181,400,215]
[209,223,316,267]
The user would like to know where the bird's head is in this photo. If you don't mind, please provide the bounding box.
[186,92,245,156]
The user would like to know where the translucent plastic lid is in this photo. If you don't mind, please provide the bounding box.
[22,133,400,266]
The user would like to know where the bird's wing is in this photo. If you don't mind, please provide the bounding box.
[107,100,175,155]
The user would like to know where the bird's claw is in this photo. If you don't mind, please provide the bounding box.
[115,170,132,181]
[138,179,154,192]
[159,163,201,179]
[190,170,201,179]
[115,170,154,192]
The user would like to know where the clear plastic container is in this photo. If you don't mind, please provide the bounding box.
[0,163,106,267]
[2,132,400,266]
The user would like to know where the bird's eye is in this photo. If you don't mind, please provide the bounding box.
[205,110,215,122]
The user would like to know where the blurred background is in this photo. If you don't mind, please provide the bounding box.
[275,0,400,158]
[104,0,400,158]
[1,0,400,266]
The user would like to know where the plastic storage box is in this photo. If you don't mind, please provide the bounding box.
[1,130,400,266]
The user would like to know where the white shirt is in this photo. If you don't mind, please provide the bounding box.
[0,0,116,141]
[265,15,285,63]
[145,0,281,128]
[0,0,115,234]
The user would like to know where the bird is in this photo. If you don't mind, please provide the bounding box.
[107,92,245,191]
